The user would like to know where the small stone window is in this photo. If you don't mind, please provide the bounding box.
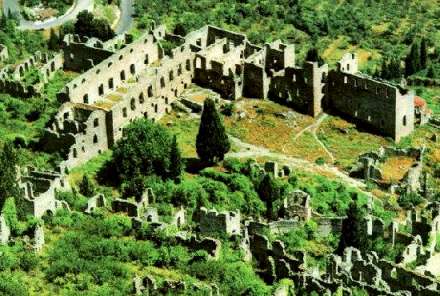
[83,94,89,104]
[144,54,149,64]
[177,64,182,76]
[108,78,114,89]
[148,85,153,97]
[139,93,144,104]
[98,84,104,96]
[130,64,136,75]
[93,135,98,144]
[122,107,127,118]
[120,70,126,81]
[403,115,407,126]
[160,77,165,88]
[169,70,174,81]
[93,118,99,127]
[344,76,348,84]
[130,98,136,110]
[186,59,191,71]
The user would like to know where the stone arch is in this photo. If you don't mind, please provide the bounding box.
[195,57,203,69]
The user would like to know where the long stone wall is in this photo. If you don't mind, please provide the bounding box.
[328,53,415,141]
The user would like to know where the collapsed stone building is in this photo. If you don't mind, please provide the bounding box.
[0,50,63,98]
[19,167,70,218]
[9,23,422,172]
[350,146,427,195]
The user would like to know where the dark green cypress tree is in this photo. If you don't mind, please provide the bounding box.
[48,29,59,51]
[79,174,95,197]
[305,47,324,66]
[169,135,183,182]
[337,196,369,255]
[258,173,280,219]
[420,38,428,69]
[0,142,21,211]
[196,98,230,164]
[405,40,421,76]
[427,65,435,78]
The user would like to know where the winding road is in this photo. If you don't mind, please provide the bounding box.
[3,0,133,33]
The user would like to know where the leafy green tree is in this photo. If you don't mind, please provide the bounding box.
[74,10,115,41]
[0,143,20,212]
[105,119,173,183]
[168,135,183,182]
[196,98,230,164]
[78,174,95,197]
[258,173,281,219]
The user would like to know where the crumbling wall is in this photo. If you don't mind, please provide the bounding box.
[0,215,10,245]
[19,168,70,218]
[0,44,8,62]
[62,27,164,105]
[198,207,241,236]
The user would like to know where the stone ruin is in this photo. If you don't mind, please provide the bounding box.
[19,167,70,218]
[133,274,219,296]
[0,44,8,62]
[246,188,344,237]
[85,193,107,214]
[197,207,241,237]
[24,23,428,174]
[0,215,11,245]
[247,233,305,284]
[350,146,427,194]
[0,50,63,98]
[325,247,440,296]
[279,190,312,221]
[111,187,186,231]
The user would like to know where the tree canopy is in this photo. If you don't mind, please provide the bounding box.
[102,119,182,185]
[74,10,115,41]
